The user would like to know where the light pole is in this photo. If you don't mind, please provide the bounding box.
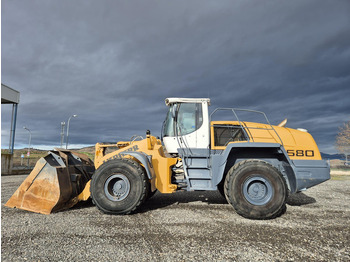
[23,126,32,167]
[60,122,65,148]
[66,114,77,149]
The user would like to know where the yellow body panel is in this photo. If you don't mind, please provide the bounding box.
[210,121,322,160]
[94,136,179,194]
[77,180,91,201]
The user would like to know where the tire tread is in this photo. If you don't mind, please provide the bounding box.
[224,159,287,220]
[91,158,148,215]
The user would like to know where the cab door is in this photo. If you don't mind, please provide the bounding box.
[162,102,209,154]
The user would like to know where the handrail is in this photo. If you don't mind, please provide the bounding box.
[210,108,284,147]
[130,135,144,144]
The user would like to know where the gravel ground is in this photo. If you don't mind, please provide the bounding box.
[1,175,350,262]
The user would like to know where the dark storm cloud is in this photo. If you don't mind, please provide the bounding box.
[2,0,350,153]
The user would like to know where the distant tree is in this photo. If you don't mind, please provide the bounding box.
[335,121,350,163]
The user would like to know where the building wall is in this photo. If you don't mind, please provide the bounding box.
[1,154,13,175]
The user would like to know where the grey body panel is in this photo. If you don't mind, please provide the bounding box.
[178,143,330,193]
[293,160,330,191]
[210,143,281,180]
[210,142,299,191]
[178,149,213,190]
[119,151,155,180]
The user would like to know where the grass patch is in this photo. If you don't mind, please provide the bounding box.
[331,175,350,181]
[75,151,95,161]
[331,168,350,172]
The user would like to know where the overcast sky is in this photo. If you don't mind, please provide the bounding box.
[1,0,350,153]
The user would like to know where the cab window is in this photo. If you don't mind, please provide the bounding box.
[177,103,202,135]
[213,125,247,146]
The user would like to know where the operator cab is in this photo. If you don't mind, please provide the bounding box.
[162,98,210,154]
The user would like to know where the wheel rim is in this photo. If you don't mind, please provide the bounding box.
[104,174,130,201]
[242,175,274,206]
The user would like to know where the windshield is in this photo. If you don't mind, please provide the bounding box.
[163,105,175,137]
[163,103,203,137]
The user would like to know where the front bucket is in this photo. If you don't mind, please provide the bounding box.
[5,149,95,214]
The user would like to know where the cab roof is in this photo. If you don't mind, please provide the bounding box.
[165,97,211,106]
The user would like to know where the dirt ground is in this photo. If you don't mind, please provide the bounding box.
[1,175,350,261]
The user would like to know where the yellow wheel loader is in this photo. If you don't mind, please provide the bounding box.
[6,98,330,219]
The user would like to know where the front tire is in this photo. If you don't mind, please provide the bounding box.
[91,159,148,215]
[224,159,287,219]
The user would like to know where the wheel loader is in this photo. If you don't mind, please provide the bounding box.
[6,98,330,219]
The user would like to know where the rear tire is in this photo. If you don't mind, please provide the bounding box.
[91,159,147,215]
[224,159,287,219]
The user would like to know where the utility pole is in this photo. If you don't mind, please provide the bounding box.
[23,126,32,167]
[66,115,77,149]
[60,122,65,148]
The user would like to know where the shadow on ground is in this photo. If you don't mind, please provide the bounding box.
[287,192,316,206]
[67,190,228,214]
[67,190,317,215]
[139,190,228,213]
